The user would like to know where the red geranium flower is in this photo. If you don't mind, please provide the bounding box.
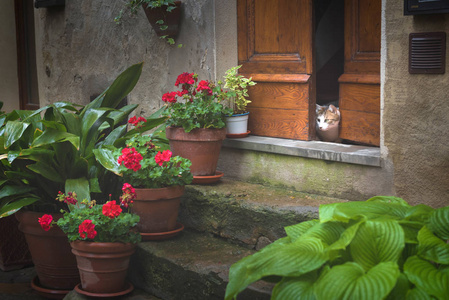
[117,147,143,172]
[128,116,147,126]
[38,214,53,231]
[175,72,196,87]
[79,219,97,239]
[102,200,122,219]
[196,80,213,96]
[162,91,178,103]
[155,150,172,166]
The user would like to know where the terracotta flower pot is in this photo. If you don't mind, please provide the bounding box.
[165,126,226,176]
[70,241,135,294]
[133,185,185,234]
[16,210,80,290]
[142,0,182,38]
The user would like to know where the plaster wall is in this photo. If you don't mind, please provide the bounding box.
[33,0,235,116]
[0,0,20,112]
[383,1,449,207]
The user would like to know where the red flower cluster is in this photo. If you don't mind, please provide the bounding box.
[128,116,147,126]
[196,80,213,96]
[79,219,97,239]
[175,72,196,87]
[102,200,122,219]
[56,191,77,205]
[120,183,136,208]
[38,214,53,231]
[117,147,143,172]
[155,150,172,166]
[162,91,178,103]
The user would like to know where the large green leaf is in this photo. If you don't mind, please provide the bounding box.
[65,177,90,202]
[31,128,80,150]
[92,148,121,175]
[386,273,412,300]
[98,104,138,131]
[315,261,400,300]
[0,185,35,198]
[27,161,64,183]
[4,121,30,148]
[350,220,405,271]
[404,256,449,300]
[285,220,319,241]
[417,226,449,264]
[0,197,38,218]
[427,206,449,240]
[100,125,127,147]
[225,237,328,300]
[100,62,143,109]
[272,276,317,300]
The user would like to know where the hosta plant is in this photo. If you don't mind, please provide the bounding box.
[225,196,449,300]
[0,62,167,216]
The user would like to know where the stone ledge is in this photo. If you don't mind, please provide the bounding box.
[223,136,381,167]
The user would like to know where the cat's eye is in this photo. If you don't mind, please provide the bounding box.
[325,119,329,123]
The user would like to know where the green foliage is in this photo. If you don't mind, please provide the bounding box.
[0,63,147,216]
[56,202,141,244]
[223,65,257,115]
[225,196,449,300]
[115,0,180,46]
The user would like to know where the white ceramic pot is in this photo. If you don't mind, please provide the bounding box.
[226,112,249,134]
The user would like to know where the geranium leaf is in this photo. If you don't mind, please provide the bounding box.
[315,261,399,300]
[404,256,449,300]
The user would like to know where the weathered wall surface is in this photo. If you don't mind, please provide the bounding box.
[0,0,20,112]
[383,1,449,207]
[33,0,234,117]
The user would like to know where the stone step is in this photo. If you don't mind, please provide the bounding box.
[180,179,347,248]
[128,229,273,300]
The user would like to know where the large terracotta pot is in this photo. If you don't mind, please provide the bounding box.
[133,185,185,233]
[165,126,227,176]
[71,241,135,294]
[143,0,182,38]
[16,210,80,290]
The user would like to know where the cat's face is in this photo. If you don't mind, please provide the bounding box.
[316,104,340,131]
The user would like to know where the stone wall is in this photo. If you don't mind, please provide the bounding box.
[33,0,236,117]
[383,1,449,207]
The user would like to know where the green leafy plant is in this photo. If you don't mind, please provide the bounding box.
[94,116,192,189]
[115,0,181,46]
[162,72,233,132]
[225,196,449,300]
[223,65,256,115]
[39,188,141,244]
[0,62,167,216]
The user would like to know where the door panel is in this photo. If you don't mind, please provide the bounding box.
[339,0,381,146]
[238,0,314,140]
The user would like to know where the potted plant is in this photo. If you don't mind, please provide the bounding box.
[40,189,141,297]
[223,65,257,138]
[162,72,233,182]
[94,116,193,240]
[225,196,449,299]
[115,0,182,46]
[0,62,166,296]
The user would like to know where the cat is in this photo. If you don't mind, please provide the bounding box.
[316,104,340,142]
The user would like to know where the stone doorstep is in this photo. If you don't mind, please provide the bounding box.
[128,230,272,300]
[180,179,348,248]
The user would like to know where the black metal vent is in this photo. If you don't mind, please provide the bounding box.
[409,32,446,74]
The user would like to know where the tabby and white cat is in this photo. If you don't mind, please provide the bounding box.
[316,104,340,142]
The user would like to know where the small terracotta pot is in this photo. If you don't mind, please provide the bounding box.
[142,0,182,38]
[133,186,185,233]
[165,126,226,176]
[70,241,135,294]
[16,210,80,290]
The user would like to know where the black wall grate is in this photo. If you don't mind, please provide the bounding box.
[409,32,446,74]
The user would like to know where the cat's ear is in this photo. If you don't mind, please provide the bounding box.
[316,104,323,113]
[329,104,337,113]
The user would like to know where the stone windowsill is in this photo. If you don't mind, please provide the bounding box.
[222,136,381,167]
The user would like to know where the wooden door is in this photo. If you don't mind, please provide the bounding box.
[338,0,381,146]
[237,0,315,140]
